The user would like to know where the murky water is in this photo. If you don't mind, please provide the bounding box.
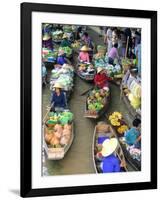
[42,26,134,176]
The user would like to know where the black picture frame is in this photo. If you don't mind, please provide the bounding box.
[21,2,157,197]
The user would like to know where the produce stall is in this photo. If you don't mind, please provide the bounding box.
[84,87,110,118]
[76,62,95,82]
[50,64,74,100]
[44,110,74,160]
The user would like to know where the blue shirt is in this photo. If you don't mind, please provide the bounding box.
[102,154,120,173]
[51,91,66,108]
[125,127,140,146]
[57,55,66,65]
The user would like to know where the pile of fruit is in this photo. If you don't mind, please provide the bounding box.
[106,64,123,79]
[63,25,73,33]
[59,46,72,58]
[108,111,129,135]
[86,88,110,114]
[121,58,135,72]
[78,63,95,74]
[108,112,123,126]
[97,45,106,55]
[45,111,74,148]
[42,48,59,62]
[71,40,82,50]
[117,125,129,134]
[50,64,74,91]
[45,123,73,148]
[52,30,63,40]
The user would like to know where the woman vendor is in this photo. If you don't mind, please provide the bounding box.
[99,138,121,173]
[42,33,53,50]
[60,34,71,47]
[81,32,93,49]
[78,45,90,63]
[56,50,68,65]
[108,43,119,65]
[94,67,111,89]
[51,83,67,112]
[125,118,141,148]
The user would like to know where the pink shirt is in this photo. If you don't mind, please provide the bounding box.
[108,47,118,59]
[79,52,90,62]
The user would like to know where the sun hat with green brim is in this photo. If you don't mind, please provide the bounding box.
[80,45,89,51]
[43,34,51,41]
[53,83,63,89]
[101,138,118,157]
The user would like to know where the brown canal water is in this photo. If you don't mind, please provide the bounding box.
[42,26,134,176]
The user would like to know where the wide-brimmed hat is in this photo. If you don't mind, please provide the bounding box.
[53,83,63,89]
[97,67,104,73]
[43,34,51,41]
[62,33,68,39]
[80,45,89,51]
[101,138,118,157]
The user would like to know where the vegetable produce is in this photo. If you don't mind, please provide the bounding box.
[86,88,110,113]
[59,46,72,58]
[45,111,73,148]
[128,93,141,109]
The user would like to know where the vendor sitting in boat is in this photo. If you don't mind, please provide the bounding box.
[78,45,90,63]
[99,138,121,173]
[51,83,67,112]
[125,118,141,148]
[57,49,68,65]
[94,67,111,89]
[60,33,71,47]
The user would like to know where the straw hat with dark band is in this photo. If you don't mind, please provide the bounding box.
[43,34,51,41]
[80,45,89,51]
[101,138,118,157]
[53,83,63,89]
[97,67,104,73]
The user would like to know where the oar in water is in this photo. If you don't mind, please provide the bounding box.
[42,103,54,124]
[80,87,94,96]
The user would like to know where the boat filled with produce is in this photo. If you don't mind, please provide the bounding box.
[84,87,110,118]
[44,110,74,160]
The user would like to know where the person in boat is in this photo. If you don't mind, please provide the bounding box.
[81,32,93,49]
[42,33,53,50]
[125,118,141,148]
[122,67,141,90]
[94,67,111,89]
[51,83,67,112]
[60,34,71,47]
[42,63,47,85]
[108,43,119,65]
[56,49,68,65]
[99,138,121,173]
[78,45,90,63]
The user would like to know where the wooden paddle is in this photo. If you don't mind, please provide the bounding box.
[80,87,94,96]
[42,102,54,124]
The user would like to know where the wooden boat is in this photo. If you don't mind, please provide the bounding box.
[92,123,128,173]
[118,138,141,171]
[121,86,141,119]
[76,62,96,82]
[42,106,74,160]
[43,122,74,160]
[84,89,110,119]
